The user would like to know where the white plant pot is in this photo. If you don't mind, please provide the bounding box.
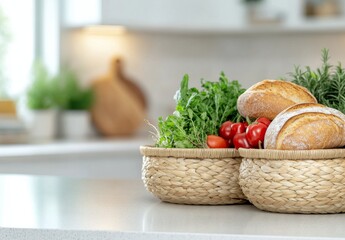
[61,110,92,139]
[27,109,57,141]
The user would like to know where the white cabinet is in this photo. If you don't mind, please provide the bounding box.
[101,0,246,31]
[63,0,245,30]
[62,0,345,33]
[62,0,102,27]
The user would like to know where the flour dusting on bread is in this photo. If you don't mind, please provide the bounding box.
[264,103,345,150]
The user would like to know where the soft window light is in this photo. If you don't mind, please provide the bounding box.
[82,25,127,35]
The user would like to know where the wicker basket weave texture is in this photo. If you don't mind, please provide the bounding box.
[141,146,246,205]
[239,148,345,214]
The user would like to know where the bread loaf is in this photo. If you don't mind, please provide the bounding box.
[264,103,345,150]
[237,80,317,120]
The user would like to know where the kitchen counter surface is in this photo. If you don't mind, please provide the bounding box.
[1,174,345,240]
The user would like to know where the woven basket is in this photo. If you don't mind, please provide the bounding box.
[239,148,345,214]
[140,146,246,205]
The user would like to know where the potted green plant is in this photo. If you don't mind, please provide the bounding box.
[55,68,94,139]
[26,61,57,140]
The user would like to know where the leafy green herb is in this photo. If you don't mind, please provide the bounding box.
[27,63,94,111]
[53,68,94,110]
[26,61,56,110]
[155,72,245,148]
[288,48,345,113]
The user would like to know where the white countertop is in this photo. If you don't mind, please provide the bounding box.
[0,175,344,240]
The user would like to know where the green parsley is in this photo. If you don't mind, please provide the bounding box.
[154,72,245,148]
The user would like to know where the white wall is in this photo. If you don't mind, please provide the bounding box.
[61,30,345,123]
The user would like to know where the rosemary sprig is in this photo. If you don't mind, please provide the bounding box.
[288,48,345,113]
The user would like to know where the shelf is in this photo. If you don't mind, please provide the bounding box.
[0,136,151,158]
[70,20,345,37]
[125,17,345,35]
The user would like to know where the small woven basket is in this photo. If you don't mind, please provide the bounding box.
[239,148,345,214]
[140,146,246,205]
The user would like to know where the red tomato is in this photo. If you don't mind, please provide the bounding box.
[230,123,246,139]
[233,133,252,149]
[243,122,249,129]
[228,138,234,148]
[219,121,233,140]
[207,135,229,148]
[245,123,268,148]
[256,117,271,126]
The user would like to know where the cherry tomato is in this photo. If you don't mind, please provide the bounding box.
[219,121,233,140]
[256,117,271,126]
[233,133,252,149]
[245,123,268,148]
[207,135,229,148]
[230,123,246,140]
[243,122,249,129]
[228,138,234,148]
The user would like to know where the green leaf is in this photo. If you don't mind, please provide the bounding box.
[26,60,55,110]
[26,62,94,110]
[288,48,345,114]
[53,67,94,110]
[155,72,246,148]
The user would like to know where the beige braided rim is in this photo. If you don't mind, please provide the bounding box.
[140,146,246,205]
[239,148,345,160]
[239,148,345,214]
[140,145,240,158]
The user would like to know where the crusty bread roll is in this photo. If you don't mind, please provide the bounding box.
[237,80,317,120]
[264,103,345,150]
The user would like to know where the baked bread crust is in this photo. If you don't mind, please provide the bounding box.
[237,80,317,120]
[264,103,345,150]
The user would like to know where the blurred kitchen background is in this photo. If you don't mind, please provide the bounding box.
[0,0,345,178]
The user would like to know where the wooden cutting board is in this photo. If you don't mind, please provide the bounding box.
[91,58,147,136]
